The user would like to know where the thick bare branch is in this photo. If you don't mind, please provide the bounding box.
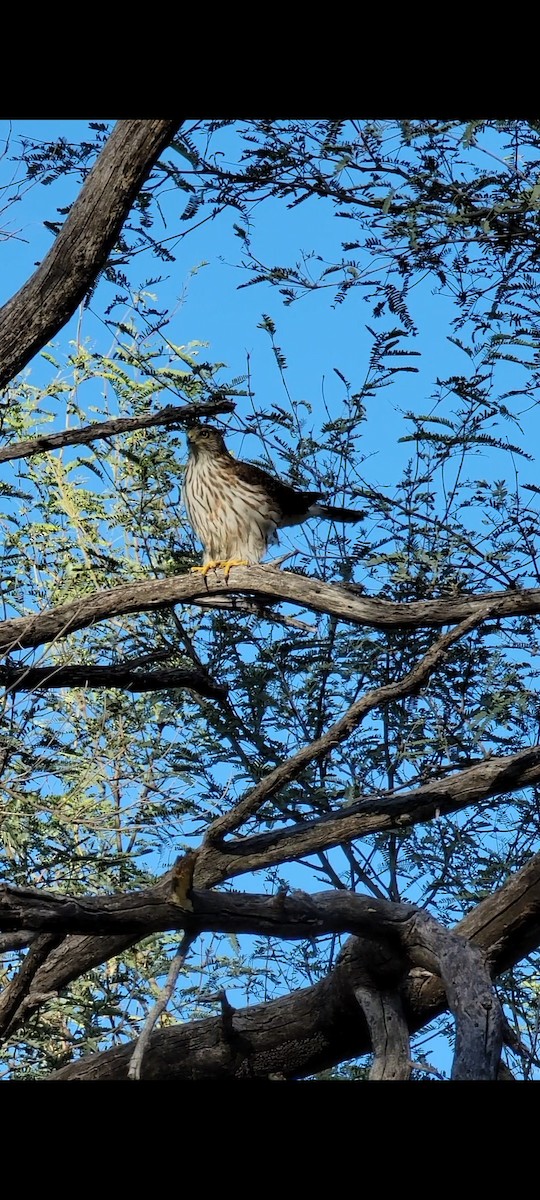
[0,120,181,388]
[0,932,35,953]
[2,571,540,658]
[355,985,411,1079]
[0,663,226,701]
[49,943,371,1080]
[0,872,503,1078]
[4,848,540,1075]
[0,933,62,1039]
[346,933,412,1080]
[0,933,143,1037]
[0,399,234,465]
[197,745,540,883]
[400,909,503,1080]
[42,874,508,1081]
[0,873,414,938]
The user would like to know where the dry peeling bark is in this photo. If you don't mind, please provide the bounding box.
[3,573,540,656]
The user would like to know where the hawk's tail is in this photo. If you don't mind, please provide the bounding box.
[309,503,365,524]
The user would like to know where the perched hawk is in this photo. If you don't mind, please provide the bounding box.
[183,425,363,577]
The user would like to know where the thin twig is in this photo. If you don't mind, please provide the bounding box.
[127,931,196,1081]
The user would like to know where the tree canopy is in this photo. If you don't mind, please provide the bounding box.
[2,119,540,1080]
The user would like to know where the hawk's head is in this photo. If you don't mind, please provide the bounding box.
[186,425,228,458]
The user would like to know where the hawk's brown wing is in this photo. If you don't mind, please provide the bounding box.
[231,458,322,520]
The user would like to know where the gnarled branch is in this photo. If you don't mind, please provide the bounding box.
[33,879,504,1080]
[2,572,540,658]
[197,745,540,883]
[0,870,504,1079]
[2,846,538,1075]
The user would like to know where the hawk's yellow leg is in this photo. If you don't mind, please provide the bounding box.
[190,560,222,577]
[191,558,249,581]
[219,557,249,581]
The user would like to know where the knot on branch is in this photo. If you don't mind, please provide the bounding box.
[168,852,198,911]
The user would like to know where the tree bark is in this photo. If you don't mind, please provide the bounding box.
[44,878,510,1081]
[2,852,534,1080]
[0,119,181,388]
[0,663,226,701]
[3,572,540,657]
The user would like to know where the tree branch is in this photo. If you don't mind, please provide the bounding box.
[0,932,35,953]
[0,399,235,465]
[0,933,62,1039]
[3,845,539,1074]
[354,983,411,1079]
[127,931,195,1081]
[197,745,540,883]
[0,663,226,701]
[398,908,503,1079]
[204,610,496,842]
[38,876,506,1081]
[0,119,181,388]
[0,872,416,938]
[2,571,540,658]
[0,870,503,1078]
[345,933,412,1080]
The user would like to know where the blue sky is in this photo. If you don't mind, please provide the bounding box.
[3,116,537,562]
[0,119,465,488]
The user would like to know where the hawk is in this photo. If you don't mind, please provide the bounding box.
[183,425,364,578]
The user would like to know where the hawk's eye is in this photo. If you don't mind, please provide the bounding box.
[200,430,209,438]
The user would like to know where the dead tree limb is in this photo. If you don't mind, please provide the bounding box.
[3,573,540,658]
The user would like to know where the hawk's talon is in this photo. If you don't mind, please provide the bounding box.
[190,561,221,577]
[219,558,249,581]
[191,558,248,582]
